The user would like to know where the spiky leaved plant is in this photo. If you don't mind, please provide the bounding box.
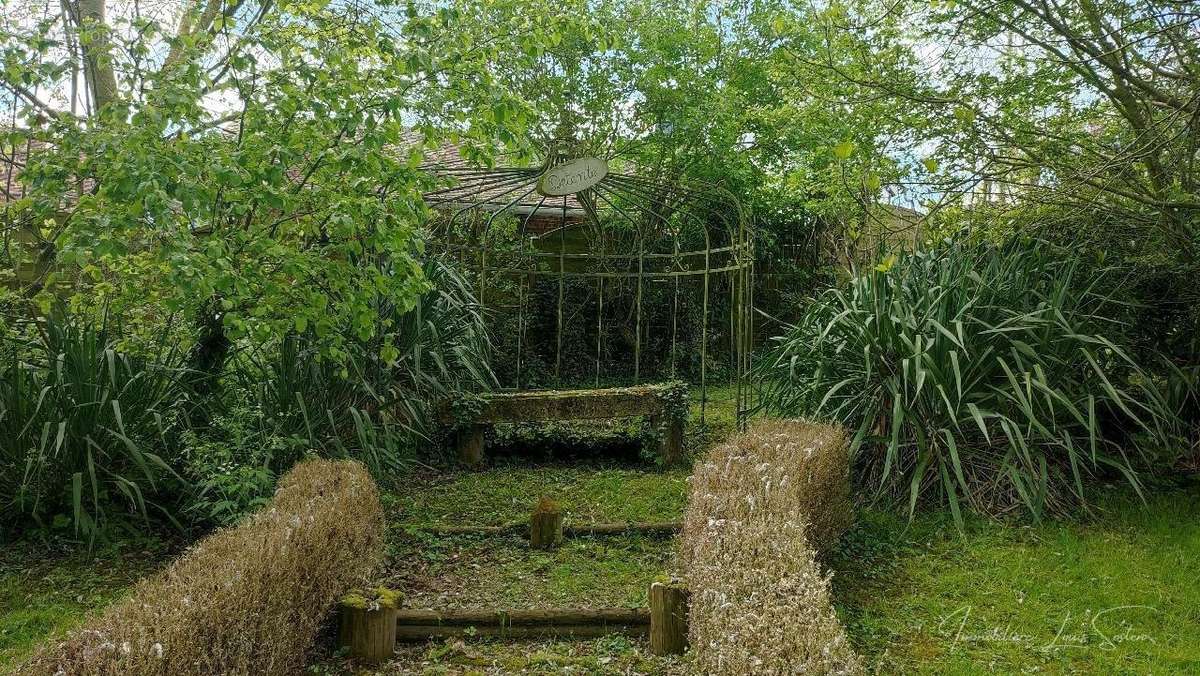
[756,236,1173,521]
[0,313,191,543]
[229,255,494,478]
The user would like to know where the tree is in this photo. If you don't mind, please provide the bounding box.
[1,0,597,365]
[770,0,1199,262]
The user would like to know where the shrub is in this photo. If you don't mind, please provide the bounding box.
[0,314,191,544]
[680,419,861,675]
[1160,350,1200,469]
[756,237,1175,521]
[224,255,494,477]
[15,458,385,676]
[165,255,493,528]
[178,425,278,527]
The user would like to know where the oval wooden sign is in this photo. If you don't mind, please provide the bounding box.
[537,157,609,196]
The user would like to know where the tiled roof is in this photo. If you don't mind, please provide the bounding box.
[1,136,93,211]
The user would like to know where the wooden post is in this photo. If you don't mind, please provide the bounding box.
[662,417,684,466]
[339,602,398,664]
[529,498,563,549]
[649,581,689,656]
[456,424,484,466]
[649,415,685,466]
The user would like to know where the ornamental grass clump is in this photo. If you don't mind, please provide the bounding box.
[757,236,1175,521]
[680,419,862,675]
[0,314,191,544]
[15,458,384,676]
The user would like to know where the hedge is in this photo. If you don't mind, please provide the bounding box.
[679,419,861,674]
[16,458,385,675]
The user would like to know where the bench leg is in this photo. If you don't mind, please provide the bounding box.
[649,416,685,466]
[457,425,485,466]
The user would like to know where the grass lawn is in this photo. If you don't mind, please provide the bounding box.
[832,485,1200,674]
[0,539,172,670]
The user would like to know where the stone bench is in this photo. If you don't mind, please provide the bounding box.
[442,384,687,466]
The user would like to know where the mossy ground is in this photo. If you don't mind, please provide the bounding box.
[380,463,686,611]
[320,473,1200,675]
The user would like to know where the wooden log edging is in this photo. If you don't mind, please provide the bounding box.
[396,608,650,625]
[396,624,648,638]
[563,521,682,537]
[419,522,527,536]
[395,624,647,640]
[394,607,651,642]
[414,521,682,538]
[355,584,691,649]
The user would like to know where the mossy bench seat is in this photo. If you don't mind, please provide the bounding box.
[441,384,686,466]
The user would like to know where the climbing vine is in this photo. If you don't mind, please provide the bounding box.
[447,392,488,433]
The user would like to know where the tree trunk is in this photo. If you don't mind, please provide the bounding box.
[74,0,119,111]
[162,0,237,72]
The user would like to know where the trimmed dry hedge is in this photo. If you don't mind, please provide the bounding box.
[679,419,862,675]
[16,458,384,676]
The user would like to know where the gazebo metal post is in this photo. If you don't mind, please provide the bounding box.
[555,197,567,385]
[596,275,603,387]
[671,234,680,379]
[515,271,525,389]
[635,236,644,384]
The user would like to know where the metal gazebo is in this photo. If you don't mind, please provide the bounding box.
[422,141,754,427]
